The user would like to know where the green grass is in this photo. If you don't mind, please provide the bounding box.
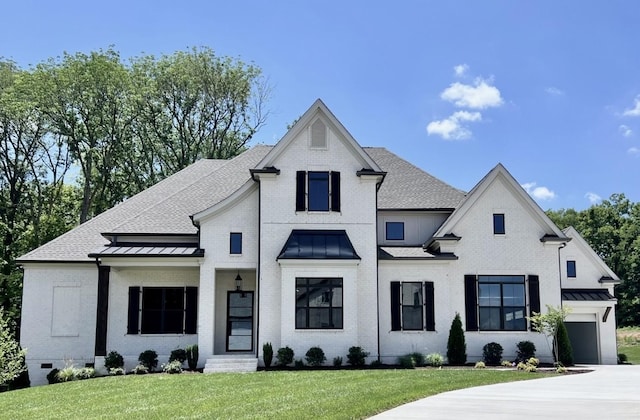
[0,369,548,419]
[619,345,640,364]
[617,327,640,364]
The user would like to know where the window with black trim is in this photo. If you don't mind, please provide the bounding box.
[386,222,404,241]
[295,278,343,329]
[493,213,505,234]
[127,286,197,334]
[390,281,435,331]
[230,232,242,254]
[567,260,576,278]
[296,171,340,212]
[477,275,525,331]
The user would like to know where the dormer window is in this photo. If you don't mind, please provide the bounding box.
[296,171,341,212]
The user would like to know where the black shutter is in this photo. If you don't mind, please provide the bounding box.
[127,286,140,334]
[296,171,306,211]
[94,266,110,356]
[185,287,198,334]
[528,275,540,331]
[424,281,435,331]
[390,282,401,331]
[331,171,341,212]
[464,275,478,331]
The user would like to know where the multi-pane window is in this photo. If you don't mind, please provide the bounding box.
[493,213,505,234]
[386,222,404,241]
[390,281,435,331]
[567,260,576,278]
[127,286,197,334]
[296,171,341,212]
[295,278,343,329]
[478,275,526,331]
[230,232,242,254]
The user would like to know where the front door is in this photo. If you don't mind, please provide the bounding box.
[226,291,254,352]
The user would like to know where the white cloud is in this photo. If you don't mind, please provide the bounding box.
[522,182,556,201]
[426,111,482,140]
[545,87,565,96]
[441,78,503,109]
[628,146,640,155]
[453,64,469,77]
[585,192,602,204]
[619,125,633,137]
[623,96,640,117]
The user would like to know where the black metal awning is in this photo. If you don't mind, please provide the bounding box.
[277,230,360,260]
[561,289,615,301]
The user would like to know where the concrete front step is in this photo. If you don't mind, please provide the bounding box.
[203,355,258,373]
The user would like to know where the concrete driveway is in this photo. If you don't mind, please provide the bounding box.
[370,365,640,419]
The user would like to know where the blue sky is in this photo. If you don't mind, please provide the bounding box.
[2,1,639,210]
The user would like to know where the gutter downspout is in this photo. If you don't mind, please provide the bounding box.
[558,242,566,308]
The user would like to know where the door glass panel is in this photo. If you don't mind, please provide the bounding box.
[227,292,253,351]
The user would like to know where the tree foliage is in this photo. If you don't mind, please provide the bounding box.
[0,48,269,332]
[529,304,571,365]
[0,308,26,386]
[447,312,467,365]
[547,194,640,326]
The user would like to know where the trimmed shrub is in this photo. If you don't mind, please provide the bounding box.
[186,344,199,370]
[474,361,486,369]
[276,346,294,366]
[482,342,503,365]
[305,346,326,366]
[447,313,467,365]
[109,367,125,376]
[516,341,536,362]
[8,367,30,390]
[47,368,61,384]
[138,350,158,371]
[347,346,368,366]
[556,322,574,366]
[370,359,383,367]
[410,352,425,367]
[104,351,124,370]
[162,360,183,374]
[618,353,628,364]
[425,353,444,367]
[501,360,513,367]
[76,367,95,380]
[333,356,343,367]
[398,355,416,369]
[263,342,273,368]
[56,367,77,382]
[294,359,305,368]
[169,349,187,364]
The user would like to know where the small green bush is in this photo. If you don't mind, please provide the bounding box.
[162,360,183,374]
[398,355,416,369]
[294,359,305,368]
[556,322,574,366]
[474,361,486,369]
[618,353,628,364]
[556,365,568,373]
[333,356,343,367]
[347,346,368,366]
[46,369,60,384]
[132,364,149,375]
[186,344,198,370]
[104,351,124,370]
[56,367,78,382]
[305,346,326,366]
[501,360,513,367]
[169,349,187,364]
[516,362,527,370]
[516,341,536,362]
[425,353,444,367]
[410,352,425,367]
[447,313,467,365]
[276,346,294,366]
[482,342,503,365]
[263,342,273,368]
[138,350,158,371]
[527,357,539,367]
[76,367,96,380]
[370,359,383,367]
[524,364,537,373]
[109,367,125,376]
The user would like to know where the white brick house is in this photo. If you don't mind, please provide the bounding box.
[19,99,619,385]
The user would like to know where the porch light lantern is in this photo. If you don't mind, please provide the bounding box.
[235,272,243,291]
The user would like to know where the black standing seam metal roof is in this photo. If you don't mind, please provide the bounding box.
[561,289,615,301]
[277,230,360,260]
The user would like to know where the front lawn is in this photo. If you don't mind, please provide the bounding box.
[617,327,640,364]
[0,369,547,419]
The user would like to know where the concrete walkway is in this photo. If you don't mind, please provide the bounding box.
[370,365,640,419]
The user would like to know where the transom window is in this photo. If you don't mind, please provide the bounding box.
[567,260,576,278]
[478,275,525,331]
[386,222,404,241]
[295,278,343,329]
[493,213,505,234]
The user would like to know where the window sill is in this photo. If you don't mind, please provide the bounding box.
[294,328,344,332]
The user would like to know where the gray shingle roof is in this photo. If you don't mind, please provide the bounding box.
[19,145,464,263]
[365,148,465,210]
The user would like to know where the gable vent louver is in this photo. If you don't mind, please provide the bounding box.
[310,119,327,149]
